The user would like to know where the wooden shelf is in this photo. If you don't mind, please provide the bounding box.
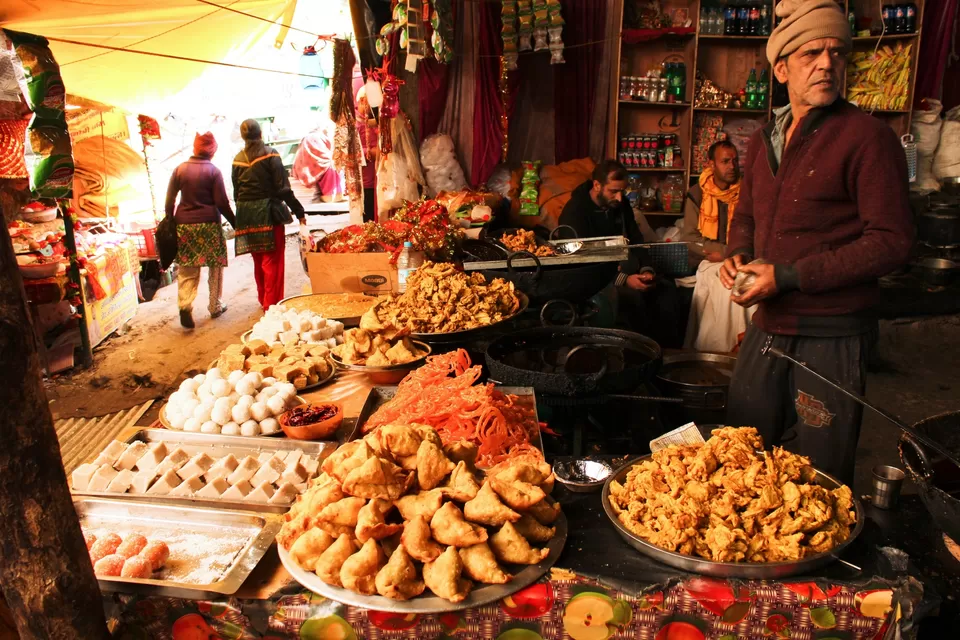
[619,100,691,108]
[627,167,686,173]
[697,34,769,41]
[852,33,919,42]
[693,106,768,113]
[644,211,684,216]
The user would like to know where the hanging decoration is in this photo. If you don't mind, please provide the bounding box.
[532,0,549,52]
[694,70,736,109]
[517,0,534,52]
[547,0,565,64]
[330,38,364,221]
[430,0,454,64]
[502,2,519,70]
[377,3,407,57]
[519,161,542,216]
[499,56,510,161]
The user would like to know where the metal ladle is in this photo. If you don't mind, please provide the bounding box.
[762,343,960,472]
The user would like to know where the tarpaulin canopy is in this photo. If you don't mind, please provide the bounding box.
[0,0,348,116]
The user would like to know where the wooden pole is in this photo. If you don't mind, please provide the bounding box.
[0,201,109,638]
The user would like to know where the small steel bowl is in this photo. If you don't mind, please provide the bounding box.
[553,459,614,493]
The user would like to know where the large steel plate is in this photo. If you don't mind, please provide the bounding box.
[601,455,865,579]
[278,508,567,613]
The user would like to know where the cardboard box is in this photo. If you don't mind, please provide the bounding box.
[306,252,398,295]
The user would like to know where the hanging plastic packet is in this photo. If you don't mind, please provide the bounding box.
[394,2,409,25]
[546,0,564,62]
[502,1,520,70]
[518,0,534,52]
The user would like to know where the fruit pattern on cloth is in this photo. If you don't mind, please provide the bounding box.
[104,571,914,639]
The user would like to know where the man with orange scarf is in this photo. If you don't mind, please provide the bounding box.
[680,140,752,352]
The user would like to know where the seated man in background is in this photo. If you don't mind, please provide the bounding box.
[559,160,682,347]
[680,141,754,352]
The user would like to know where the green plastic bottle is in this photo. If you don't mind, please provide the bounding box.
[746,68,758,109]
[758,68,769,109]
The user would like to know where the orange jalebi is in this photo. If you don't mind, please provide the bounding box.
[364,349,543,467]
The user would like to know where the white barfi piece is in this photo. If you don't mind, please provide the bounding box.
[93,441,128,468]
[302,457,319,478]
[155,448,190,475]
[196,477,230,498]
[135,442,168,473]
[146,470,182,495]
[247,482,276,503]
[106,470,135,493]
[280,460,307,485]
[257,452,274,464]
[205,454,239,481]
[227,456,260,485]
[269,482,299,504]
[131,470,156,494]
[169,476,204,496]
[221,480,253,501]
[87,465,119,492]
[177,452,215,481]
[283,450,304,469]
[250,456,285,486]
[115,441,148,471]
[70,463,99,491]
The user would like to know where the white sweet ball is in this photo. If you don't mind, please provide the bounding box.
[240,420,261,437]
[262,377,277,386]
[266,394,287,416]
[211,404,233,426]
[168,391,185,407]
[197,381,212,398]
[179,378,199,394]
[227,370,246,386]
[231,403,251,424]
[257,387,279,402]
[241,371,263,388]
[237,395,255,408]
[235,379,257,397]
[193,373,207,386]
[197,391,214,406]
[276,382,296,397]
[183,417,202,432]
[214,396,233,412]
[220,421,241,436]
[206,367,223,380]
[193,401,214,423]
[249,402,270,422]
[211,379,231,398]
[179,397,200,417]
[201,420,221,434]
[169,411,188,431]
[260,417,281,435]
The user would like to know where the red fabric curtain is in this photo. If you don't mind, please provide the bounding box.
[418,58,450,141]
[554,0,607,162]
[913,0,959,107]
[471,1,507,186]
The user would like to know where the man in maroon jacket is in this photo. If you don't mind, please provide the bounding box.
[719,0,914,484]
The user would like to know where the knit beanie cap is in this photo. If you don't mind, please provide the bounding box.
[766,0,852,66]
[193,131,218,158]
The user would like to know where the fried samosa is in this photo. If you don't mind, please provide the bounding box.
[356,498,403,542]
[417,439,456,491]
[526,498,562,525]
[314,534,358,587]
[430,502,488,547]
[423,546,472,603]
[342,456,412,500]
[395,489,444,521]
[440,461,480,502]
[489,476,546,510]
[289,528,336,571]
[322,440,375,482]
[340,538,385,595]
[443,441,478,466]
[513,513,556,543]
[375,545,426,600]
[458,542,511,584]
[463,481,521,527]
[401,515,444,563]
[490,521,549,565]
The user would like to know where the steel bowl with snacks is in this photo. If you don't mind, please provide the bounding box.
[601,455,864,579]
[331,340,432,384]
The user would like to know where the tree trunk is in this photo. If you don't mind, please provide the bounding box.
[0,202,109,638]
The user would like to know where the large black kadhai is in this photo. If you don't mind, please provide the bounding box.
[900,411,960,543]
[485,326,661,397]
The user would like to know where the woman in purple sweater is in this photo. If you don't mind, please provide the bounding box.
[165,132,236,329]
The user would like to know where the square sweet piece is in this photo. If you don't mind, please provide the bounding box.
[247,339,270,356]
[93,441,128,468]
[169,476,204,496]
[269,482,299,504]
[247,482,276,503]
[87,465,119,492]
[221,480,253,501]
[206,454,239,481]
[146,470,182,495]
[284,450,303,468]
[177,453,215,481]
[115,442,149,471]
[135,442,168,473]
[197,477,230,498]
[302,457,320,478]
[281,461,307,485]
[226,456,260,485]
[131,470,156,494]
[257,452,275,464]
[250,456,285,486]
[70,463,99,491]
[155,448,190,475]
[106,470,136,493]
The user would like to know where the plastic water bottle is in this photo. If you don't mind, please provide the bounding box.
[396,241,424,293]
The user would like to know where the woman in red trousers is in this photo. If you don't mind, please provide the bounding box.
[232,119,309,310]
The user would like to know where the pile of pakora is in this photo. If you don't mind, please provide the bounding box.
[501,229,556,257]
[608,427,857,563]
[333,329,427,367]
[368,261,521,334]
[278,424,560,602]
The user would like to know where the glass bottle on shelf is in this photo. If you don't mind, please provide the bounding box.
[658,77,669,103]
[724,2,738,35]
[746,68,758,109]
[759,2,770,36]
[716,7,726,35]
[758,68,770,109]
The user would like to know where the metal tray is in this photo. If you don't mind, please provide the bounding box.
[463,236,628,271]
[353,386,545,463]
[75,497,280,597]
[279,293,378,327]
[158,396,309,437]
[278,506,567,613]
[208,358,338,393]
[73,429,337,513]
[601,456,865,579]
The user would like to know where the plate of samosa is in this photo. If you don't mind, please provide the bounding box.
[276,423,566,612]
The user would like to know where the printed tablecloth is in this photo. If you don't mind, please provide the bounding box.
[106,570,917,640]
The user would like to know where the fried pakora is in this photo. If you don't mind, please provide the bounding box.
[501,229,556,257]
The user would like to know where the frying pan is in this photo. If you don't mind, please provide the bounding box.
[898,411,960,543]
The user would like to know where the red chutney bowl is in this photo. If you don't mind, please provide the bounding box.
[279,402,343,440]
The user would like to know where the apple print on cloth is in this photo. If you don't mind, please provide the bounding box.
[106,573,910,639]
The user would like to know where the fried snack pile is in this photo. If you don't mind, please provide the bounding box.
[333,330,427,367]
[501,230,556,257]
[278,424,560,602]
[608,427,857,563]
[369,261,520,334]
